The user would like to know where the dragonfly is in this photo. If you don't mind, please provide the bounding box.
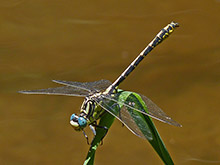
[19,22,181,143]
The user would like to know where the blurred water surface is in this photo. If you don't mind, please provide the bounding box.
[0,0,220,164]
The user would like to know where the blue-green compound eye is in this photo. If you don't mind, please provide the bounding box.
[70,114,76,121]
[78,117,87,128]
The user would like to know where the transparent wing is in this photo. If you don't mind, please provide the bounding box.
[53,79,112,92]
[100,92,181,127]
[18,86,89,97]
[19,79,112,97]
[139,94,181,127]
[93,96,153,140]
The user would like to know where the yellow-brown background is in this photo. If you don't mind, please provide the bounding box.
[0,0,220,164]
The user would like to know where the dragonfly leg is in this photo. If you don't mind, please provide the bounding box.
[83,130,90,145]
[89,125,96,136]
[91,122,109,145]
[92,123,108,132]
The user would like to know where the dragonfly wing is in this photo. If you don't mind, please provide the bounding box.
[139,94,182,127]
[94,96,153,140]
[87,79,112,92]
[102,92,181,127]
[53,79,112,92]
[18,86,89,97]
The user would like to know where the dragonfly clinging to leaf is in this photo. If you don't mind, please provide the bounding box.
[19,22,181,143]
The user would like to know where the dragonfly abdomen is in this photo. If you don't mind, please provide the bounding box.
[107,22,179,93]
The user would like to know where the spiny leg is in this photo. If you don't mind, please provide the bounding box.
[83,130,90,145]
[89,125,96,136]
[90,122,109,145]
[82,124,102,145]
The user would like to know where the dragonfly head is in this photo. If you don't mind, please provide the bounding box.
[70,114,87,131]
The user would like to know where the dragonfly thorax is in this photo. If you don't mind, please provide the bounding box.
[70,94,104,131]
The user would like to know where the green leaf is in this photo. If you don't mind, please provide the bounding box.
[119,91,174,165]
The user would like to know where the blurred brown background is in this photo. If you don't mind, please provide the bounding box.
[0,0,220,164]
